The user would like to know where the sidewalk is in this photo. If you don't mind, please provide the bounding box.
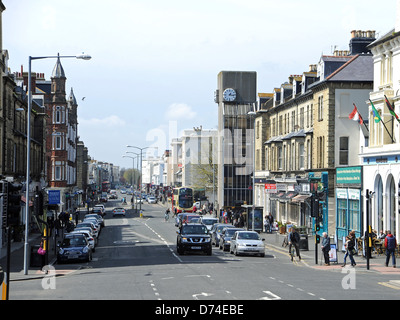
[260,230,400,276]
[0,210,87,282]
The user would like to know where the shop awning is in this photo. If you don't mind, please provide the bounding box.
[279,192,298,202]
[292,194,311,203]
[269,191,285,199]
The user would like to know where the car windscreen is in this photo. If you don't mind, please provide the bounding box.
[61,237,87,247]
[202,219,217,225]
[237,232,260,240]
[182,225,208,235]
[225,229,241,236]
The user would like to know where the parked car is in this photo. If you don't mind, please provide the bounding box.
[210,223,235,247]
[229,231,265,257]
[69,230,96,252]
[83,217,102,233]
[76,221,99,238]
[176,223,212,255]
[74,227,98,244]
[113,207,126,217]
[85,214,105,227]
[219,228,244,251]
[199,217,219,230]
[57,233,92,263]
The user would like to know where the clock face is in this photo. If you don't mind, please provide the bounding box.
[223,88,236,102]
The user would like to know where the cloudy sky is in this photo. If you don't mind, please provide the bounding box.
[3,0,398,168]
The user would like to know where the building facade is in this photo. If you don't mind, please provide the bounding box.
[361,18,400,238]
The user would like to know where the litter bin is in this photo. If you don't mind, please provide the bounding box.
[30,245,45,267]
[299,234,309,251]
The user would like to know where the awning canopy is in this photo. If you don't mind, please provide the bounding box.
[292,194,311,203]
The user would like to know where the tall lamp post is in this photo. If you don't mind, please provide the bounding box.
[247,111,256,231]
[24,53,91,275]
[122,153,139,211]
[126,145,158,214]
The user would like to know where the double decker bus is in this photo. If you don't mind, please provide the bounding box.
[172,187,194,213]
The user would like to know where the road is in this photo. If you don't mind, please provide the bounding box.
[7,192,400,301]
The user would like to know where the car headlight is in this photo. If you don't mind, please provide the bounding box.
[59,248,64,254]
[182,237,188,242]
[204,238,211,243]
[83,247,89,253]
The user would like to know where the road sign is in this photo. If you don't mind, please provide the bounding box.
[48,190,61,205]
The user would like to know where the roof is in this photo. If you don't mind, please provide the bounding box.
[326,54,373,82]
[52,56,66,78]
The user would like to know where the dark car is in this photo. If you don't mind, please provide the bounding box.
[176,223,212,255]
[219,227,244,251]
[57,234,92,263]
[210,223,235,247]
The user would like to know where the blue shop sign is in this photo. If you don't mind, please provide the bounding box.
[48,190,61,205]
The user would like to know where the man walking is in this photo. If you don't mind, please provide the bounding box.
[321,232,330,266]
[385,231,397,268]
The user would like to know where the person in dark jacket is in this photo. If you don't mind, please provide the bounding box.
[288,228,301,261]
[321,232,330,266]
[384,231,397,268]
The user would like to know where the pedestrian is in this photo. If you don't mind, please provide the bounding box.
[288,227,301,261]
[74,210,79,226]
[342,235,356,267]
[321,232,330,266]
[384,230,397,268]
[267,213,274,233]
[263,215,269,233]
[377,229,386,240]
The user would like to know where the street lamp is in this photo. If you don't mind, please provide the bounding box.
[24,53,91,275]
[126,145,158,214]
[247,111,256,231]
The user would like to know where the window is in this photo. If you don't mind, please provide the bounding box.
[339,137,349,165]
[53,133,63,150]
[318,95,323,121]
[299,143,305,170]
[55,166,62,180]
[278,147,283,170]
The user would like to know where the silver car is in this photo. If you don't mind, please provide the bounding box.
[230,231,265,257]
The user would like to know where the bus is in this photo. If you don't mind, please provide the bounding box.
[101,181,110,193]
[172,187,194,213]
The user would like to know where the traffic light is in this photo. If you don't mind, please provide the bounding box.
[315,234,320,244]
[311,195,319,217]
[34,187,44,216]
[7,182,22,226]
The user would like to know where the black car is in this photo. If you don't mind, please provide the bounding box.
[210,223,235,247]
[176,223,212,255]
[57,233,92,263]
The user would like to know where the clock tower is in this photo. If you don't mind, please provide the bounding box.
[215,71,257,210]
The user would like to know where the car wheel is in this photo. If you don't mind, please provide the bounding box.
[260,253,265,257]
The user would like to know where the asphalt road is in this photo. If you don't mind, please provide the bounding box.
[6,193,400,302]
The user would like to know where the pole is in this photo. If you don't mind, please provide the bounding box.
[23,56,32,275]
[366,190,370,270]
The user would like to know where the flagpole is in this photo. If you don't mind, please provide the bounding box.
[370,99,394,143]
[353,103,369,132]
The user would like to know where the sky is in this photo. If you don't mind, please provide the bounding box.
[2,0,399,169]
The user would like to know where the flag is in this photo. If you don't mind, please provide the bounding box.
[349,104,363,125]
[384,95,400,123]
[369,99,382,123]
